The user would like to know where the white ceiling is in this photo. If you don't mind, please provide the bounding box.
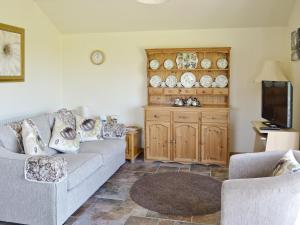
[34,0,296,33]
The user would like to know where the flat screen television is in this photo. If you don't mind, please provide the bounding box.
[262,81,293,128]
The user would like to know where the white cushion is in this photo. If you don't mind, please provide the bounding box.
[272,150,300,176]
[49,117,80,153]
[22,119,47,155]
[76,115,103,142]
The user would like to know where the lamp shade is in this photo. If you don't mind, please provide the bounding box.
[255,60,288,83]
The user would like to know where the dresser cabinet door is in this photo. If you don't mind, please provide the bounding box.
[201,125,227,164]
[145,122,171,160]
[173,123,199,162]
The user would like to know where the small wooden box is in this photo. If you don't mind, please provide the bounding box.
[125,127,142,163]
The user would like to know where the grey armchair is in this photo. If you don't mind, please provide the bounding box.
[221,150,300,225]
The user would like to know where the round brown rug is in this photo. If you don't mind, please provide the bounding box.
[130,172,221,216]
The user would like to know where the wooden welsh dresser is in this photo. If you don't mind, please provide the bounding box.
[144,48,231,166]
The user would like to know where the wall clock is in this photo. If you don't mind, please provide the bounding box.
[90,50,105,65]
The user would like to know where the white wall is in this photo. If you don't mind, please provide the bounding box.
[288,0,300,131]
[62,27,288,153]
[0,0,62,120]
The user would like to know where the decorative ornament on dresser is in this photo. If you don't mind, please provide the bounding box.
[90,50,105,65]
[0,23,24,82]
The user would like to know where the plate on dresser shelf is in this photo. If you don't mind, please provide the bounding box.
[176,52,198,69]
[149,59,160,70]
[215,75,228,88]
[216,58,228,69]
[164,59,174,70]
[149,75,162,88]
[180,72,196,88]
[165,74,177,88]
[200,58,212,69]
[200,75,213,88]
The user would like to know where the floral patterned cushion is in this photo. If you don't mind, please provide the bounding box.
[272,150,300,176]
[8,121,24,153]
[54,108,76,129]
[102,123,126,139]
[24,156,67,183]
[75,115,103,142]
[49,117,80,153]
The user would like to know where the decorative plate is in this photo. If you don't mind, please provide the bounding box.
[180,72,196,88]
[164,59,174,70]
[215,75,228,88]
[200,58,212,69]
[165,75,177,88]
[149,75,162,88]
[200,75,213,88]
[176,52,198,69]
[149,59,160,70]
[217,58,228,69]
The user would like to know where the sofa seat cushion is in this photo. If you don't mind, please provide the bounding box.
[63,153,103,190]
[79,139,126,164]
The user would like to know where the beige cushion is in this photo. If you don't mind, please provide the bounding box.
[75,115,103,142]
[49,117,80,153]
[272,150,300,176]
[22,119,48,155]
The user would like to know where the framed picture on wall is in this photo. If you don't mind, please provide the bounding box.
[0,23,25,82]
[291,28,300,61]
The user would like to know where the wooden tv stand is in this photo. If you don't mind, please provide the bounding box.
[252,121,299,152]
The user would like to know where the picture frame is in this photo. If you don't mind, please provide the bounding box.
[0,23,25,82]
[291,28,300,61]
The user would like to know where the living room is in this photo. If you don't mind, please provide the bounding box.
[0,0,300,224]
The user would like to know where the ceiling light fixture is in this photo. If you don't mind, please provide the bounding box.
[136,0,169,5]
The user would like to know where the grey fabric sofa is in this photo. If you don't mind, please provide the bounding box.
[0,114,126,225]
[221,150,300,225]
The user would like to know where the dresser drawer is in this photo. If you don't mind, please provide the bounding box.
[148,88,163,95]
[179,89,196,95]
[174,112,199,123]
[146,110,171,122]
[201,112,228,123]
[213,88,229,95]
[164,88,179,95]
[196,88,213,95]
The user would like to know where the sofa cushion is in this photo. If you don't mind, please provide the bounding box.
[0,125,21,153]
[75,115,103,142]
[22,119,47,155]
[272,150,300,176]
[30,114,58,155]
[49,117,80,153]
[63,153,103,190]
[79,139,126,164]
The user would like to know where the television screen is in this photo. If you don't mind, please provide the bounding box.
[262,81,293,128]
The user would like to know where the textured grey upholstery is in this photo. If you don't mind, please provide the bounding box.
[0,125,20,153]
[79,139,126,163]
[0,126,126,225]
[221,150,300,225]
[63,153,103,190]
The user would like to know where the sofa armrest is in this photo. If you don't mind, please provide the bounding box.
[0,147,68,225]
[229,151,287,179]
[221,174,300,225]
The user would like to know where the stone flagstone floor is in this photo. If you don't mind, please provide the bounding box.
[0,155,228,225]
[64,155,228,225]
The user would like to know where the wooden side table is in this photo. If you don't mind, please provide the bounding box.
[252,121,299,152]
[125,127,142,163]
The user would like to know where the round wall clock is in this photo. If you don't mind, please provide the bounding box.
[90,50,105,65]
